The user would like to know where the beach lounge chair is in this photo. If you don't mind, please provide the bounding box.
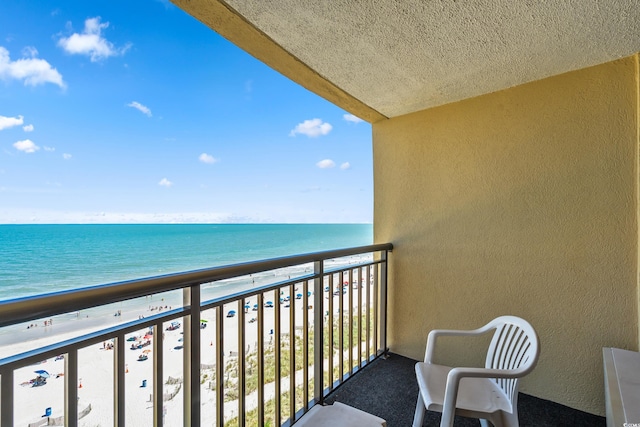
[412,315,539,427]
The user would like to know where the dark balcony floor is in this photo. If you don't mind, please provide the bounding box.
[324,353,606,427]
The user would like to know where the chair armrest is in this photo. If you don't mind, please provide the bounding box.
[425,325,492,364]
[439,366,528,427]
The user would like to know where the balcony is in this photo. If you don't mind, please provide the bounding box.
[160,2,640,419]
[0,244,391,427]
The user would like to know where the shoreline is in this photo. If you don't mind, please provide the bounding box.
[0,254,368,352]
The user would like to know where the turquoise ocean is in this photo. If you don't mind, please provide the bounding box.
[0,224,373,302]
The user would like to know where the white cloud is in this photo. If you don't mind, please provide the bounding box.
[44,146,55,152]
[343,114,364,123]
[199,153,218,164]
[63,153,72,160]
[316,159,336,169]
[158,178,172,187]
[289,118,332,137]
[127,101,152,117]
[22,46,38,58]
[57,17,131,62]
[23,124,34,132]
[340,162,351,170]
[13,139,39,153]
[0,46,65,88]
[0,115,24,130]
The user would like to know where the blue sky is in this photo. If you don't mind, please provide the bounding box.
[0,0,372,224]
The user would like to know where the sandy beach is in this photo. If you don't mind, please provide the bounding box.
[5,279,370,427]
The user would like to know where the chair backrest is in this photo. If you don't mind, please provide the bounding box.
[484,315,539,401]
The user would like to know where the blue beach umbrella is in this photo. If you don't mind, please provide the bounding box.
[34,370,50,378]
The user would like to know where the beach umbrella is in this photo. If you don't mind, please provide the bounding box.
[34,370,50,378]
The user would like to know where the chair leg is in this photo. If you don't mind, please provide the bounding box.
[502,411,519,427]
[412,395,426,427]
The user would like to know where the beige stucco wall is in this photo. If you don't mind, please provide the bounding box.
[373,55,639,415]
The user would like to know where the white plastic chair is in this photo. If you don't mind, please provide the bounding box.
[412,315,539,427]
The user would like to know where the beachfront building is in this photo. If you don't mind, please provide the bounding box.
[169,0,640,422]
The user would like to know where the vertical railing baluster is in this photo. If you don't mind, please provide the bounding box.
[373,262,379,356]
[365,264,371,363]
[380,250,389,355]
[358,267,363,370]
[153,321,164,427]
[216,305,224,427]
[238,299,245,427]
[313,261,324,403]
[289,283,295,422]
[193,286,202,426]
[1,368,14,427]
[65,349,78,427]
[274,288,281,426]
[257,292,265,426]
[338,271,344,384]
[327,273,334,392]
[348,269,354,375]
[302,279,309,409]
[184,285,201,426]
[115,333,126,427]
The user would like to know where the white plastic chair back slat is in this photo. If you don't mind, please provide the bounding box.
[506,330,526,370]
[504,328,522,369]
[487,318,537,402]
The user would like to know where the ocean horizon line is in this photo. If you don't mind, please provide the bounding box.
[0,221,374,226]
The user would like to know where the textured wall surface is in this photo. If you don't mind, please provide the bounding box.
[373,56,639,415]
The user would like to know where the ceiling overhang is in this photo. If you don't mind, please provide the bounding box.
[172,0,640,123]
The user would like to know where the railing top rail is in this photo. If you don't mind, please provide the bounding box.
[0,243,392,329]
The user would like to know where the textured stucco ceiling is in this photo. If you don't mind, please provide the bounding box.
[174,0,640,121]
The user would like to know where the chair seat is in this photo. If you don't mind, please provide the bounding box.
[415,362,513,417]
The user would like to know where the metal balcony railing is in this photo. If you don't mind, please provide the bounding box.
[0,243,392,427]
